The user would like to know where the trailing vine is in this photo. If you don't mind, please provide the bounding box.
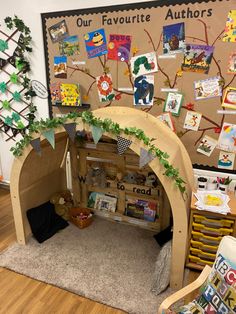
[10,111,186,194]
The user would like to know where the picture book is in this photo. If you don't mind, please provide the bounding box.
[194,77,222,100]
[217,122,236,153]
[163,22,185,54]
[133,75,154,106]
[60,83,81,106]
[156,112,175,132]
[183,111,202,131]
[94,194,117,212]
[84,28,108,59]
[108,34,131,62]
[48,20,68,43]
[197,135,218,157]
[54,56,67,79]
[227,52,236,74]
[218,151,235,170]
[96,73,115,102]
[50,82,61,105]
[59,35,80,56]
[130,52,158,78]
[125,199,157,222]
[222,87,236,110]
[164,92,183,116]
[182,44,214,74]
[222,10,236,42]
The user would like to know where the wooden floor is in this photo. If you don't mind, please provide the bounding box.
[0,188,126,314]
[0,187,199,313]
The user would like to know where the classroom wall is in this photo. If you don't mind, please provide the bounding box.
[0,0,149,182]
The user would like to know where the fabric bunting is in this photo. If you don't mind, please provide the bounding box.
[91,125,103,144]
[42,129,55,149]
[117,136,132,155]
[64,123,76,142]
[30,138,41,156]
[139,147,155,168]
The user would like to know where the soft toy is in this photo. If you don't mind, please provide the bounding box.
[86,163,107,188]
[123,172,138,184]
[145,172,158,188]
[50,190,74,221]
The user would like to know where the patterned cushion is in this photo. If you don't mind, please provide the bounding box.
[176,236,236,313]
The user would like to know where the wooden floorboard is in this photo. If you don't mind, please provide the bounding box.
[0,188,126,314]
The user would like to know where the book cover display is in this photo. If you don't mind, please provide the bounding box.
[125,199,157,222]
[222,87,236,110]
[42,0,236,171]
[60,83,81,106]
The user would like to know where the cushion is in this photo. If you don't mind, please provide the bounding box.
[27,201,69,243]
[151,240,172,295]
[176,235,236,313]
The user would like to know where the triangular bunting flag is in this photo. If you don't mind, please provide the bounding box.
[139,147,155,168]
[64,123,76,142]
[117,136,132,155]
[3,124,10,132]
[42,129,55,149]
[91,125,103,144]
[11,128,19,137]
[30,138,41,156]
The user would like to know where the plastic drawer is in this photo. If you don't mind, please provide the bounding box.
[190,247,216,261]
[191,230,222,246]
[193,214,234,228]
[188,254,214,267]
[190,239,218,253]
[192,222,233,236]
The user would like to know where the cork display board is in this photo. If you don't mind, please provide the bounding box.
[41,0,236,171]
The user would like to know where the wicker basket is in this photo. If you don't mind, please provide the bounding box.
[69,207,93,229]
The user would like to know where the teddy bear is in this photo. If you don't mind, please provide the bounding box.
[85,163,107,188]
[50,190,74,221]
[145,172,158,188]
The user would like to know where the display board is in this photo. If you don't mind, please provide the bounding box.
[41,0,236,171]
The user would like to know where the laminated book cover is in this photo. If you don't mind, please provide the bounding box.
[60,83,81,106]
[222,10,236,42]
[108,34,131,61]
[222,87,236,110]
[50,82,61,105]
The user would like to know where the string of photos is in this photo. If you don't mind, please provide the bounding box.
[0,15,37,142]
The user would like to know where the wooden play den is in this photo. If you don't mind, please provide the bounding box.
[10,106,194,289]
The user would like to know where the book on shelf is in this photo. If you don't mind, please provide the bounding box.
[125,199,157,222]
[50,82,81,106]
[94,193,117,213]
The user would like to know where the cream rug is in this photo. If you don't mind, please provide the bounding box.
[0,217,171,314]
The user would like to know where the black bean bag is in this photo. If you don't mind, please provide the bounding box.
[26,201,69,243]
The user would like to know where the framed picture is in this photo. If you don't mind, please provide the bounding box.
[48,20,68,43]
[227,52,236,74]
[94,194,117,212]
[183,111,202,131]
[194,77,222,100]
[163,92,183,116]
[221,87,236,110]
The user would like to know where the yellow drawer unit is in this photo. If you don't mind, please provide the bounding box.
[192,222,233,236]
[190,247,216,261]
[193,214,234,228]
[191,230,223,246]
[190,239,218,253]
[188,254,214,267]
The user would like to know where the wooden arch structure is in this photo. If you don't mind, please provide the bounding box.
[10,107,194,289]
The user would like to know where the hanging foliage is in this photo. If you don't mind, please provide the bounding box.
[10,111,186,194]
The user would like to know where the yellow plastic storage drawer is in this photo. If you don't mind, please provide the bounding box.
[193,214,234,228]
[192,222,233,236]
[190,247,216,261]
[190,239,218,253]
[188,254,214,267]
[191,230,222,246]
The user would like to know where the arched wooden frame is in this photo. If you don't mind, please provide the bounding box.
[10,107,194,289]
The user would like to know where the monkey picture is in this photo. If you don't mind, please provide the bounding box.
[134,75,154,106]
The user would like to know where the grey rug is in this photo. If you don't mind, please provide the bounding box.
[0,217,171,314]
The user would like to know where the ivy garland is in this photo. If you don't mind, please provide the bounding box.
[10,111,186,194]
[0,16,37,132]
